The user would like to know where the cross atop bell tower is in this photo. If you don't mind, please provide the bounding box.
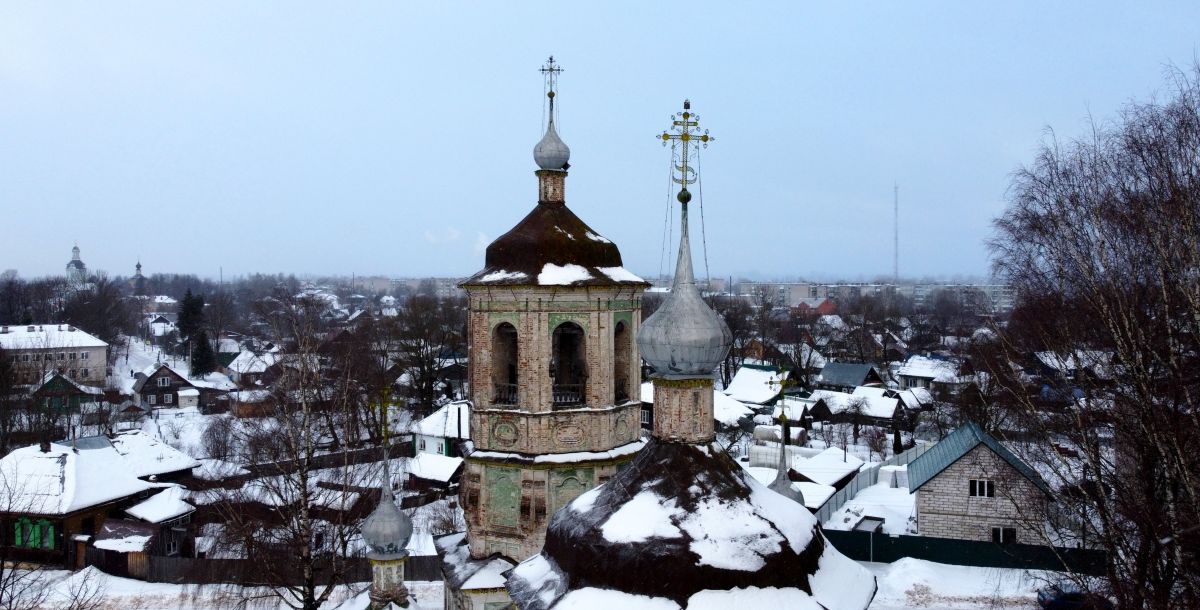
[659,99,713,202]
[540,56,563,97]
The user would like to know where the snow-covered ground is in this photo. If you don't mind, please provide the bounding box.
[867,558,1050,609]
[824,480,917,535]
[29,567,445,610]
[26,558,1052,610]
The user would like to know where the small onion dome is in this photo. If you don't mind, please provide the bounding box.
[361,477,412,560]
[533,114,570,171]
[637,193,732,377]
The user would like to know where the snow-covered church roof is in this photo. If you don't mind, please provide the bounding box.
[504,439,877,609]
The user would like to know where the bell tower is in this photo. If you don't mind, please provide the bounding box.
[455,57,648,565]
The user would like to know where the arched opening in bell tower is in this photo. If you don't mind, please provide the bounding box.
[613,320,631,402]
[491,322,519,405]
[551,322,587,407]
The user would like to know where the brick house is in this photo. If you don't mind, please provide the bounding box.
[132,363,194,409]
[908,422,1050,544]
[0,323,109,388]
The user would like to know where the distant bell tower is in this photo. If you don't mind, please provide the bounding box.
[450,56,648,588]
[66,243,87,285]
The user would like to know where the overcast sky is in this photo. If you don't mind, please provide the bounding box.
[2,2,1197,282]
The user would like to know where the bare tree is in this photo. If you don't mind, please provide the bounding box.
[988,65,1200,608]
[863,427,888,461]
[216,292,364,610]
[393,294,465,415]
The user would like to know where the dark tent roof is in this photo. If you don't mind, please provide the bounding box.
[460,201,646,288]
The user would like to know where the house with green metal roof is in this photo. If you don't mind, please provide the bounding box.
[908,422,1050,544]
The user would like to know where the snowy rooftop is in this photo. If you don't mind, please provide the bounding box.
[126,485,194,523]
[414,401,470,440]
[723,365,788,405]
[437,532,516,592]
[897,355,962,383]
[0,442,155,515]
[0,323,107,350]
[810,389,899,419]
[408,452,462,484]
[227,350,278,374]
[189,372,237,391]
[792,446,865,486]
[109,430,201,478]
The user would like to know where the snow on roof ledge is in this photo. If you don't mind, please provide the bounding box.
[537,263,592,285]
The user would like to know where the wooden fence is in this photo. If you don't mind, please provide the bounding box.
[134,554,443,585]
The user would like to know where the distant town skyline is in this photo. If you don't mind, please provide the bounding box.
[3,2,1197,279]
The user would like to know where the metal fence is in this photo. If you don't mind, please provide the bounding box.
[823,529,1107,575]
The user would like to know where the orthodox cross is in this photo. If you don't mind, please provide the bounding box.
[767,373,805,420]
[540,56,564,113]
[659,99,713,194]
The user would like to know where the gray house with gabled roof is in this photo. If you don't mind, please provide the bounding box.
[908,422,1050,544]
[813,362,883,393]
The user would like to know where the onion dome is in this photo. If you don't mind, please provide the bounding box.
[505,438,878,609]
[460,59,646,290]
[637,191,732,377]
[533,106,570,171]
[361,469,412,560]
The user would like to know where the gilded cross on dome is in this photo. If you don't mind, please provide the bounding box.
[540,56,563,98]
[659,99,713,193]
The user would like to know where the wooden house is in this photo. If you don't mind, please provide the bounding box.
[132,363,194,409]
[0,441,157,568]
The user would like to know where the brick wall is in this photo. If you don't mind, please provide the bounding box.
[915,444,1045,543]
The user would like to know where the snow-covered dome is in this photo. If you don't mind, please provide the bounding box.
[533,112,571,171]
[505,439,877,609]
[637,190,732,377]
[361,476,412,560]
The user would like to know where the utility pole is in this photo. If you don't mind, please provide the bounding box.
[893,183,899,285]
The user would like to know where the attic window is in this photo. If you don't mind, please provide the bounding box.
[969,479,995,498]
[157,377,170,388]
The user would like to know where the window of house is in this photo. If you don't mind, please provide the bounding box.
[13,518,55,550]
[31,354,40,361]
[165,394,174,405]
[81,369,88,378]
[969,479,995,498]
[69,369,76,377]
[57,353,65,360]
[640,408,651,425]
[157,377,170,388]
[69,352,76,360]
[148,394,157,406]
[80,352,89,360]
[20,354,29,362]
[991,526,1017,544]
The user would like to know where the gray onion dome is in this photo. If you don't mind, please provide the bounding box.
[533,105,570,170]
[637,190,732,377]
[361,467,412,560]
